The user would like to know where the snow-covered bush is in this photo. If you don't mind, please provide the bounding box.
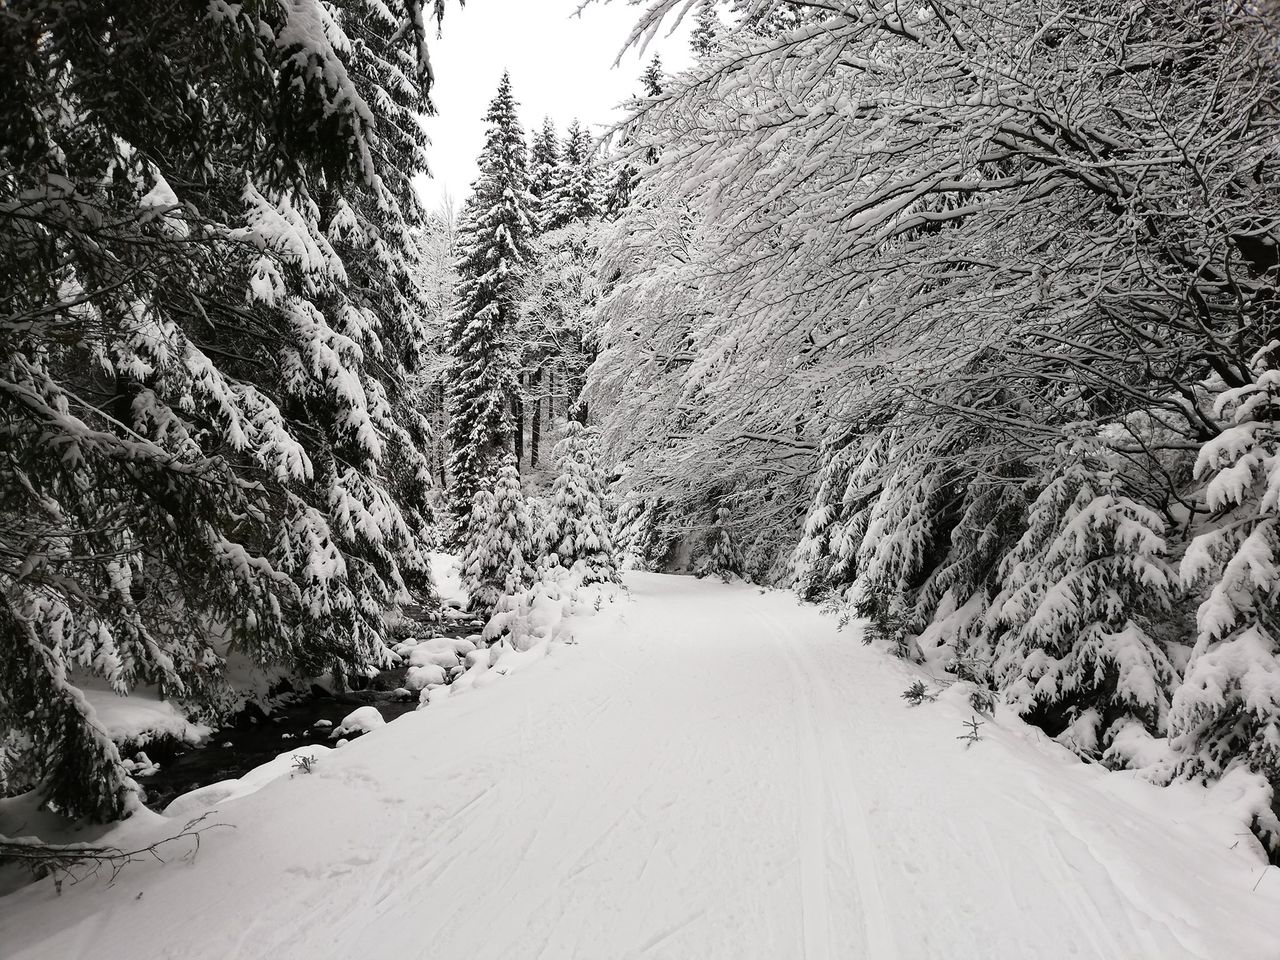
[844,435,961,658]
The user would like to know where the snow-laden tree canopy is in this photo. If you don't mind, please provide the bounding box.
[0,0,452,819]
[587,0,1280,841]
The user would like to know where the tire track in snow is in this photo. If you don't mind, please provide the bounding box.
[769,610,900,960]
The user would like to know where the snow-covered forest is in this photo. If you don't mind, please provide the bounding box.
[3,0,1280,956]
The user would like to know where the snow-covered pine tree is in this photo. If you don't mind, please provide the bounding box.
[605,57,664,215]
[542,423,620,584]
[549,120,602,230]
[0,0,449,819]
[690,1,721,58]
[911,470,1029,678]
[844,433,964,658]
[641,55,664,98]
[989,454,1177,758]
[1172,345,1280,807]
[529,117,561,230]
[791,435,888,602]
[446,72,536,531]
[458,457,537,615]
[695,505,745,581]
[612,487,660,571]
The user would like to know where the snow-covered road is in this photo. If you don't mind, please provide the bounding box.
[3,573,1277,959]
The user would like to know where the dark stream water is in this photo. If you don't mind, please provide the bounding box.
[134,615,484,812]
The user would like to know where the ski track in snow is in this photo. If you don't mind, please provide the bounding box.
[2,572,1278,960]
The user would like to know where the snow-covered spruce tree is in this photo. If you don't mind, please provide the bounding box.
[605,56,664,215]
[911,469,1030,678]
[529,117,561,227]
[846,433,966,657]
[612,486,660,571]
[0,0,448,819]
[548,120,603,231]
[695,505,744,581]
[641,55,664,99]
[541,423,619,584]
[446,72,536,531]
[791,435,889,602]
[689,1,721,59]
[1172,345,1280,807]
[988,455,1178,758]
[458,457,537,615]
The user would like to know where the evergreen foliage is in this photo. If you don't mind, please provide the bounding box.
[689,1,721,58]
[529,117,561,225]
[548,120,602,230]
[446,72,535,531]
[1173,345,1280,801]
[695,506,744,582]
[0,0,449,819]
[606,57,664,215]
[541,424,619,584]
[641,56,664,98]
[612,487,661,571]
[458,457,537,615]
[988,456,1178,756]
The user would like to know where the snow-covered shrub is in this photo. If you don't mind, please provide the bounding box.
[541,423,619,584]
[457,458,537,614]
[1172,346,1280,835]
[989,456,1177,757]
[913,472,1028,638]
[483,562,591,652]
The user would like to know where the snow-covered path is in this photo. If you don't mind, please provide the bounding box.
[3,574,1278,959]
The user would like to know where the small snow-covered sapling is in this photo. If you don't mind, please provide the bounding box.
[956,715,984,747]
[901,680,937,706]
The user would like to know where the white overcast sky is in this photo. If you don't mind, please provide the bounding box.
[417,0,692,212]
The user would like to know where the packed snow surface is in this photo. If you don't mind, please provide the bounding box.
[3,573,1278,959]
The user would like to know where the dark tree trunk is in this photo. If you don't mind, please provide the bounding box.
[436,381,448,485]
[513,383,525,469]
[531,367,543,468]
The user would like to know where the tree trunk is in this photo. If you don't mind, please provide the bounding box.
[513,384,525,469]
[436,381,448,486]
[531,367,543,468]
